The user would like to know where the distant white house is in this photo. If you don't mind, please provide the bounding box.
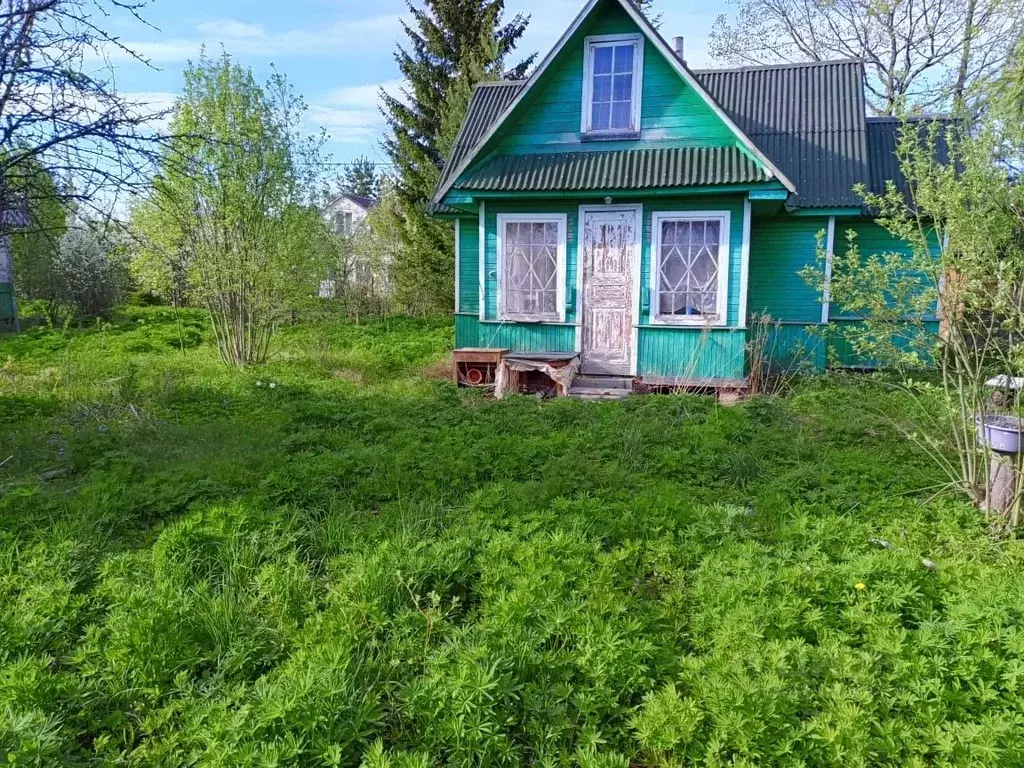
[320,193,391,299]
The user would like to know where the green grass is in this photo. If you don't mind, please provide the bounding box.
[1,307,1023,766]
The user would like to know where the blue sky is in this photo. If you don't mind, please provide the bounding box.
[102,0,725,176]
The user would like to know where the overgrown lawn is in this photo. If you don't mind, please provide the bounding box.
[1,308,1022,766]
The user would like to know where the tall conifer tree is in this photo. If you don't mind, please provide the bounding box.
[380,0,533,313]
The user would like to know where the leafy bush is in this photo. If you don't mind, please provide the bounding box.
[2,311,1024,765]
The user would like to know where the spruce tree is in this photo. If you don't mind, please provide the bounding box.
[340,156,381,200]
[380,0,533,313]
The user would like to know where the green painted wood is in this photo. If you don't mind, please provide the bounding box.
[637,327,746,379]
[483,0,737,160]
[747,216,828,324]
[640,195,747,327]
[757,323,827,372]
[457,217,479,314]
[455,314,577,352]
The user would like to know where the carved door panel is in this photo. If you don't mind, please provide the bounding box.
[581,208,637,374]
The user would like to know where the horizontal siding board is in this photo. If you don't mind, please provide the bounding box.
[455,314,576,352]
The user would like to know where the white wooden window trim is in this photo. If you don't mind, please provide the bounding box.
[478,201,486,320]
[821,216,836,324]
[454,218,461,313]
[581,33,643,136]
[738,197,751,328]
[649,210,731,327]
[496,213,568,323]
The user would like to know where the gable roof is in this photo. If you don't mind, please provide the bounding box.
[431,0,795,205]
[694,60,869,208]
[327,193,377,211]
[865,116,952,199]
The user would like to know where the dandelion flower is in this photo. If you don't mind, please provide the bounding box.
[269,382,277,389]
[256,381,263,387]
[855,582,866,591]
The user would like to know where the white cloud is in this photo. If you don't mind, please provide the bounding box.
[309,79,405,145]
[100,13,406,63]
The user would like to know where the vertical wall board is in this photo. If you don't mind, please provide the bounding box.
[747,215,828,324]
[636,327,747,379]
[455,314,576,352]
[457,217,480,314]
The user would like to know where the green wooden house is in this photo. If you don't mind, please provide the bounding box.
[432,0,938,390]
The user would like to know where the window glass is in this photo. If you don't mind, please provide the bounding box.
[658,219,722,317]
[504,220,561,318]
[588,41,637,132]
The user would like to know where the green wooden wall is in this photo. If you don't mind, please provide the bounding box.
[637,327,746,379]
[456,218,479,314]
[747,216,827,323]
[483,0,736,159]
[455,314,576,352]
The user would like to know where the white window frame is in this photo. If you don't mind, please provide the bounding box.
[650,210,732,327]
[581,33,644,137]
[496,213,568,323]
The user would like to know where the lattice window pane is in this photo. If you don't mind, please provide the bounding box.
[504,220,560,317]
[658,219,722,317]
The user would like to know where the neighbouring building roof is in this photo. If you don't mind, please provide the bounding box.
[327,193,378,211]
[455,147,771,192]
[436,58,950,210]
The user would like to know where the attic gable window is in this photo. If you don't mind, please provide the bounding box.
[582,34,643,136]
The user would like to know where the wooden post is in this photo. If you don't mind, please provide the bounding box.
[987,451,1018,517]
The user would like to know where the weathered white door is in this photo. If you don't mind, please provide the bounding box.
[581,207,638,375]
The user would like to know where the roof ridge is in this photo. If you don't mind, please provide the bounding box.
[693,58,863,75]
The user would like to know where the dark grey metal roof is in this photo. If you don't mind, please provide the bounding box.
[455,147,770,192]
[436,81,524,196]
[693,60,869,208]
[865,117,953,198]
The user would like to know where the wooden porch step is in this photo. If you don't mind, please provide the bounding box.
[568,374,634,400]
[568,386,632,401]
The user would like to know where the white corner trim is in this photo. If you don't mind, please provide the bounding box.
[649,210,732,327]
[821,215,836,324]
[478,201,486,321]
[580,33,644,135]
[739,197,752,329]
[454,218,461,313]
[495,212,569,323]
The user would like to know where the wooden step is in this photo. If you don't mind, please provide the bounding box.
[572,375,633,390]
[568,386,631,401]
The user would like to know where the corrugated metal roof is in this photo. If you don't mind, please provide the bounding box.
[866,117,952,198]
[694,60,869,208]
[435,59,946,209]
[436,81,524,196]
[455,147,770,192]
